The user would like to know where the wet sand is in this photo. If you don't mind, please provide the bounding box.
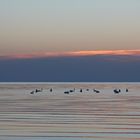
[0,83,140,140]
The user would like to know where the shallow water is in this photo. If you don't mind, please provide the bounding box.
[0,83,140,140]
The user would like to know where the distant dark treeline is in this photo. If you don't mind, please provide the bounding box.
[0,55,140,82]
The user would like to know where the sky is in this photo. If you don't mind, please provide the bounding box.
[0,0,140,56]
[0,55,140,82]
[0,0,140,81]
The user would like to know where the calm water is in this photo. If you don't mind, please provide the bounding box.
[0,83,140,140]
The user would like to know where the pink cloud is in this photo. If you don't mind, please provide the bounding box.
[1,50,140,59]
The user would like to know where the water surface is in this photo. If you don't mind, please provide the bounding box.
[0,83,140,140]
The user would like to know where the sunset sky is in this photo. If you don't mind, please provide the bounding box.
[0,0,140,81]
[0,0,140,58]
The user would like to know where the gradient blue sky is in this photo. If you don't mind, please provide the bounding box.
[0,0,140,57]
[0,0,140,82]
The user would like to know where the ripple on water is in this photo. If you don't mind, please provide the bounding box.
[0,83,140,140]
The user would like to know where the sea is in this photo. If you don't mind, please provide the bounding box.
[0,82,140,140]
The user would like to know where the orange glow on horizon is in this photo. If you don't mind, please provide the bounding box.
[1,50,140,59]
